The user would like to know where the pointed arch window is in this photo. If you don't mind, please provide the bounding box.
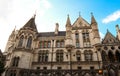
[84,50,93,61]
[115,50,120,62]
[26,36,32,48]
[18,35,24,47]
[108,51,115,62]
[76,51,81,61]
[56,50,63,62]
[101,50,107,61]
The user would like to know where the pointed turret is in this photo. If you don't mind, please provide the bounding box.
[116,24,120,40]
[91,12,97,25]
[22,15,38,32]
[90,13,100,44]
[65,15,74,49]
[65,14,72,38]
[66,14,71,27]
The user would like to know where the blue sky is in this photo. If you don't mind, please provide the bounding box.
[0,0,120,51]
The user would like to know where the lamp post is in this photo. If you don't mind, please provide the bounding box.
[51,40,54,76]
[66,45,73,76]
[95,45,103,75]
[68,49,72,76]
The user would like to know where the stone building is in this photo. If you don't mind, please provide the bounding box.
[3,13,120,76]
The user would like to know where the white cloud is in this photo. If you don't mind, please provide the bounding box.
[102,10,120,24]
[100,32,105,40]
[0,0,52,52]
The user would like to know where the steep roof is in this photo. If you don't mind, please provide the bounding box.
[102,30,119,44]
[22,16,38,32]
[72,16,90,28]
[38,31,66,37]
[91,13,97,24]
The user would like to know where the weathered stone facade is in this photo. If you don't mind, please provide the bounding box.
[3,14,120,76]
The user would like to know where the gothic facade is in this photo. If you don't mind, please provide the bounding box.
[3,14,120,76]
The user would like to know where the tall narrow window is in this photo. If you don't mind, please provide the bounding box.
[47,41,51,48]
[56,50,63,62]
[18,35,24,47]
[39,41,43,48]
[44,41,48,48]
[82,31,91,47]
[61,40,64,48]
[76,51,81,61]
[12,57,20,67]
[115,51,120,62]
[108,51,115,62]
[101,51,107,61]
[75,33,79,39]
[56,41,60,48]
[84,50,93,61]
[75,33,80,48]
[26,36,32,48]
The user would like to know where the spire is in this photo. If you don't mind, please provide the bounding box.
[66,14,71,27]
[10,26,16,37]
[22,15,38,32]
[79,11,81,17]
[91,12,97,24]
[107,29,109,32]
[116,24,119,32]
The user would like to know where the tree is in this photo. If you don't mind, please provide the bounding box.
[0,60,5,76]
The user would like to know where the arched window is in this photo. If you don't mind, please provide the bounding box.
[108,51,115,62]
[56,50,63,62]
[101,51,107,61]
[12,57,20,67]
[18,35,24,47]
[38,50,48,62]
[115,50,120,62]
[84,50,93,61]
[76,51,81,61]
[26,36,32,48]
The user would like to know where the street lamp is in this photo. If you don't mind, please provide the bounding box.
[95,44,103,75]
[66,45,74,76]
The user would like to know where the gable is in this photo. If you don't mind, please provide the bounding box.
[72,17,90,29]
[102,31,119,44]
